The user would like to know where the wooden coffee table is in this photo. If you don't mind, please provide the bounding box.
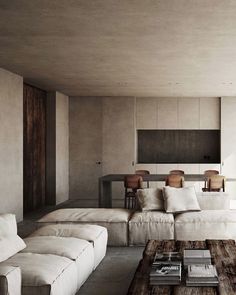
[127,240,236,295]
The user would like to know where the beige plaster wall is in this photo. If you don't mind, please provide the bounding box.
[56,91,69,204]
[0,68,23,221]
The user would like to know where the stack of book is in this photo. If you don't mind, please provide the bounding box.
[149,252,182,286]
[183,249,211,265]
[186,264,219,287]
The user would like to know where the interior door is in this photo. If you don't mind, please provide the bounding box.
[69,97,103,207]
[102,97,135,207]
[23,83,46,214]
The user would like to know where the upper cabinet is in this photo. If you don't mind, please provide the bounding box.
[136,97,220,130]
[200,98,220,129]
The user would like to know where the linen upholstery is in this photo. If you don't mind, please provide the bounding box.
[38,208,132,246]
[0,214,26,263]
[29,224,107,269]
[22,236,92,260]
[22,236,94,289]
[175,210,236,240]
[196,192,230,210]
[1,253,78,295]
[129,211,174,245]
[163,186,201,213]
[137,188,164,211]
[0,266,21,295]
[0,214,17,236]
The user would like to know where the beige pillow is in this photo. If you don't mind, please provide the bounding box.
[163,186,201,213]
[0,214,26,263]
[0,236,26,263]
[137,188,164,211]
[0,214,17,236]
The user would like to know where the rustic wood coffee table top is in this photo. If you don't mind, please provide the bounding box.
[127,240,236,295]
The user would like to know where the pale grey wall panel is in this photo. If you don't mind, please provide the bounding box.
[69,97,102,203]
[136,97,157,129]
[56,92,69,204]
[200,97,220,129]
[178,98,199,129]
[0,68,23,221]
[157,98,178,129]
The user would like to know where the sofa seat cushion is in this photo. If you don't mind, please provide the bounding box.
[38,208,132,246]
[22,236,94,289]
[175,210,236,240]
[22,236,92,260]
[30,224,107,269]
[129,211,174,245]
[1,253,77,295]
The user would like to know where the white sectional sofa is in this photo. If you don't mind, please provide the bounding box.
[38,191,236,246]
[0,214,108,295]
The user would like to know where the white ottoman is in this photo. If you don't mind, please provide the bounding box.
[31,223,107,269]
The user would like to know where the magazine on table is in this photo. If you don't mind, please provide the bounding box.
[153,252,182,264]
[150,262,181,278]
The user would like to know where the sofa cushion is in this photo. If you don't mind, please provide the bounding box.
[30,224,107,269]
[38,208,131,246]
[137,188,164,211]
[0,214,26,263]
[0,266,21,295]
[0,236,26,263]
[163,186,201,213]
[129,211,174,245]
[1,253,77,295]
[22,236,92,260]
[175,210,236,240]
[196,192,230,210]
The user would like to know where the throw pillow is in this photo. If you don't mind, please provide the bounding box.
[163,186,201,213]
[0,236,26,263]
[137,188,164,211]
[0,214,26,262]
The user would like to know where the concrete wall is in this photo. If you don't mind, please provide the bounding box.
[0,68,23,221]
[55,92,69,204]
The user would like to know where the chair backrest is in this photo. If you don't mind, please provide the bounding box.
[124,175,143,190]
[165,174,184,188]
[204,170,219,177]
[169,170,185,175]
[208,175,225,192]
[135,170,150,175]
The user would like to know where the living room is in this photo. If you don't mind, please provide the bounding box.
[0,1,236,294]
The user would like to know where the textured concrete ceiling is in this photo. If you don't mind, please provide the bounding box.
[1,0,236,97]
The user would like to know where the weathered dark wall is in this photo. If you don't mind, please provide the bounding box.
[23,83,46,213]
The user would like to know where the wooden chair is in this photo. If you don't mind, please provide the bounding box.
[135,170,150,188]
[165,174,184,188]
[202,170,219,192]
[169,170,185,175]
[208,175,225,192]
[124,175,143,209]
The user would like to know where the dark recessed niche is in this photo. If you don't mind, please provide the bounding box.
[137,130,220,164]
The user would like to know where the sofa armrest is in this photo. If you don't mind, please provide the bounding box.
[0,265,21,295]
